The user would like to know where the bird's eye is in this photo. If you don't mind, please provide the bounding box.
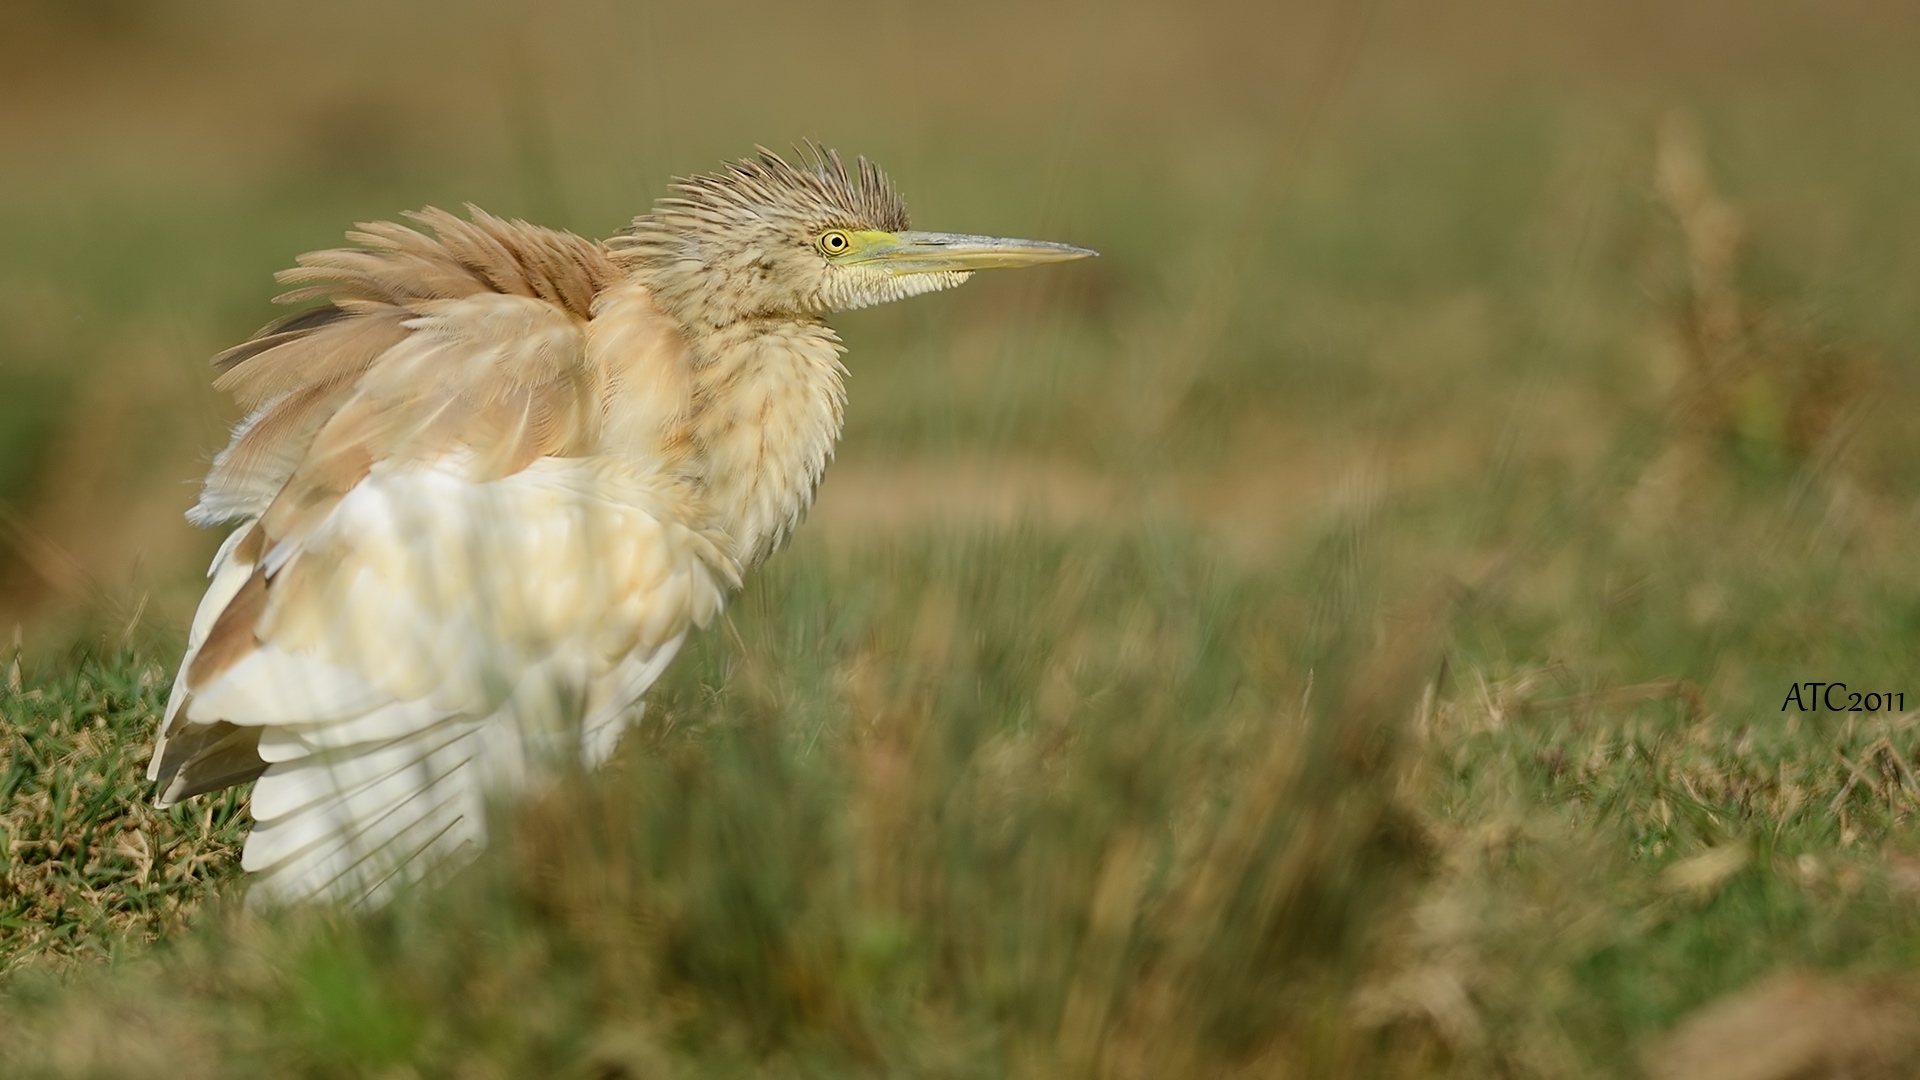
[818,230,852,256]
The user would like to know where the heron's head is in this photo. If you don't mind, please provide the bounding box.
[612,146,1094,327]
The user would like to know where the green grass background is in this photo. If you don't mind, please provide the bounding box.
[6,0,1920,1074]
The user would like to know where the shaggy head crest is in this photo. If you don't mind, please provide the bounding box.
[671,144,911,234]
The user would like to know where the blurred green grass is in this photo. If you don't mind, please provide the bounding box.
[8,0,1920,1074]
[3,530,1432,1076]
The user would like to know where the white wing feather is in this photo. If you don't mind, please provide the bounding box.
[165,458,726,907]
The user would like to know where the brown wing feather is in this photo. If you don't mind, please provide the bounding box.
[210,305,352,375]
[407,207,535,298]
[193,208,621,529]
[185,208,628,692]
[214,312,410,408]
[154,723,267,804]
[188,567,267,687]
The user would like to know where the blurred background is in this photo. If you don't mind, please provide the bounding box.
[6,0,1919,645]
[9,1,1920,1074]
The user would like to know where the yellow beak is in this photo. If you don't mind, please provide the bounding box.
[844,231,1097,274]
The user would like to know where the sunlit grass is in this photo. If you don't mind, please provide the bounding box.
[0,651,248,973]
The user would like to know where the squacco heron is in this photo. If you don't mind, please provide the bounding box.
[147,146,1094,905]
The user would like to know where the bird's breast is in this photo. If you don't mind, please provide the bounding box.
[685,319,848,568]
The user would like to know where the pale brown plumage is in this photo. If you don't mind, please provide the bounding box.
[197,208,617,533]
[148,146,1093,905]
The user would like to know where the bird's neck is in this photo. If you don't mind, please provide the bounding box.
[685,317,847,569]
